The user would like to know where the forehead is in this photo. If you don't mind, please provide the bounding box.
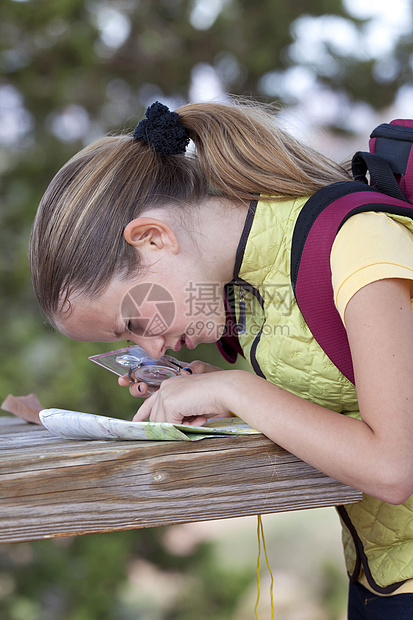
[55,279,129,342]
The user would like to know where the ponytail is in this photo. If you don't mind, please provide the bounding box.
[178,101,351,200]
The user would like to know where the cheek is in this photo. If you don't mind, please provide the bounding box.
[182,291,225,320]
[191,308,227,342]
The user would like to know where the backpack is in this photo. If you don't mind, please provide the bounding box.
[217,120,413,384]
[291,119,413,384]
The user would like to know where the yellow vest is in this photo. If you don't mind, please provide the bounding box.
[230,196,413,593]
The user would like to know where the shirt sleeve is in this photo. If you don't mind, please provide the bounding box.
[330,211,413,325]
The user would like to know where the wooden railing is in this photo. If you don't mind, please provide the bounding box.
[0,416,362,544]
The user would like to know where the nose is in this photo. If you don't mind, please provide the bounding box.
[127,334,166,359]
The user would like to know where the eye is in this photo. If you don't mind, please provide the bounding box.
[124,320,146,337]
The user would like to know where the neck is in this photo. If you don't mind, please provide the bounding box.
[189,196,251,284]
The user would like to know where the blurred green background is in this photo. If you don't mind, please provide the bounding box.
[1,0,412,617]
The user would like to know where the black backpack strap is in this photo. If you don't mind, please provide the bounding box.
[215,284,245,364]
[352,151,408,202]
[291,181,413,384]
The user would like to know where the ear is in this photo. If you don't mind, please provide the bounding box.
[123,217,179,255]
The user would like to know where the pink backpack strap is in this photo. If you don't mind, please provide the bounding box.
[291,181,413,384]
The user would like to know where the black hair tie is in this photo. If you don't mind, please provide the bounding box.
[133,101,190,155]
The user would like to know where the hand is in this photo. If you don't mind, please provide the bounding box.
[118,360,223,399]
[132,370,237,427]
[118,373,157,398]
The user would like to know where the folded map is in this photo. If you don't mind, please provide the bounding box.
[39,409,261,442]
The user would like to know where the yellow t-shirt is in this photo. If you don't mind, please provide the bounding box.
[331,211,413,325]
[331,211,413,595]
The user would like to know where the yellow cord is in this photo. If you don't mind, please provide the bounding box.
[254,515,274,619]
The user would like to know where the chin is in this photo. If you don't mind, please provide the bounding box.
[202,332,222,345]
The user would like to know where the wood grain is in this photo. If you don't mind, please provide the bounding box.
[0,416,362,543]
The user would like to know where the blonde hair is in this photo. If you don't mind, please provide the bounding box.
[177,102,350,199]
[29,100,351,323]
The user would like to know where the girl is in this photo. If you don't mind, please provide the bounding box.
[29,100,413,619]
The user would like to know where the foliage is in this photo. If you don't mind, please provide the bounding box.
[0,529,255,620]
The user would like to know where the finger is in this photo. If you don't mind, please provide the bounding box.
[180,367,193,376]
[132,393,156,421]
[180,415,209,426]
[185,360,224,374]
[133,387,181,425]
[129,382,149,398]
[187,360,208,374]
[180,360,209,375]
[118,374,154,397]
[130,382,159,399]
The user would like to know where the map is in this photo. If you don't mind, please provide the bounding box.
[39,409,261,442]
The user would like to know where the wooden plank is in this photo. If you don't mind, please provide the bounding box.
[0,417,362,543]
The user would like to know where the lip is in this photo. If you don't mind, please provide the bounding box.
[173,335,185,352]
